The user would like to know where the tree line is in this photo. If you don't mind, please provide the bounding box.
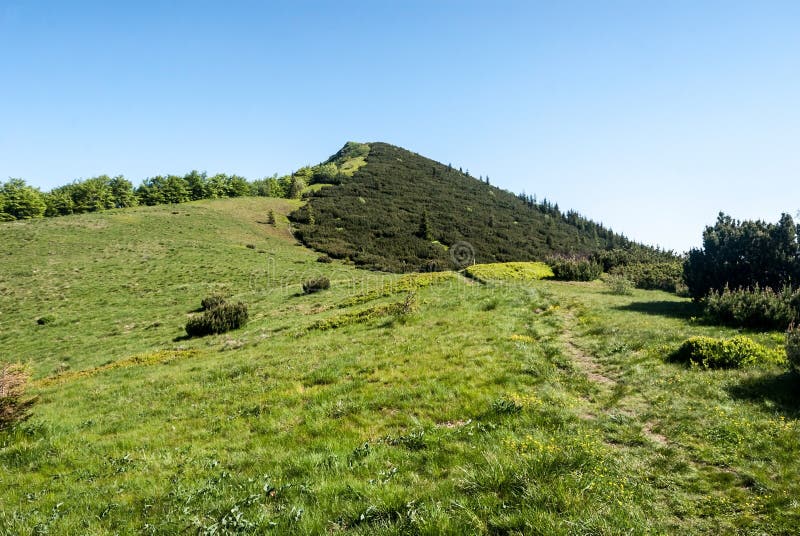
[0,170,314,221]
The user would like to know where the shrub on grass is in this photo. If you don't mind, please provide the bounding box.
[547,257,602,282]
[1,363,36,430]
[302,276,330,294]
[317,255,333,263]
[604,274,634,295]
[704,285,799,330]
[186,301,248,337]
[36,315,55,325]
[609,261,683,292]
[200,294,227,311]
[668,336,783,369]
[786,323,800,374]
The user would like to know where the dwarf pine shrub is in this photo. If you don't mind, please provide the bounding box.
[547,257,602,282]
[608,261,683,292]
[302,276,330,294]
[669,336,783,369]
[186,298,248,337]
[201,294,227,311]
[704,285,799,330]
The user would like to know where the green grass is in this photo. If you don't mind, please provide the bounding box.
[1,200,799,534]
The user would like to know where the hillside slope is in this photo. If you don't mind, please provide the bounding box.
[1,201,797,533]
[292,142,644,271]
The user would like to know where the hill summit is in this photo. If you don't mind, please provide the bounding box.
[291,142,649,272]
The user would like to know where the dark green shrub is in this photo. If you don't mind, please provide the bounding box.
[302,277,330,294]
[317,255,333,263]
[201,294,227,311]
[36,315,55,325]
[547,257,602,281]
[786,323,800,374]
[684,212,800,299]
[1,363,36,430]
[668,336,783,369]
[609,261,683,292]
[186,301,248,337]
[704,285,799,330]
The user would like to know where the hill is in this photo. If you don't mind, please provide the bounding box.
[291,142,656,272]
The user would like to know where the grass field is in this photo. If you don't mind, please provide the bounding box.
[1,198,798,534]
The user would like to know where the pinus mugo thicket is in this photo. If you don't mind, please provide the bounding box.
[302,276,330,294]
[186,297,248,337]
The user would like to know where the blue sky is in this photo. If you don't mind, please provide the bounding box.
[2,1,799,252]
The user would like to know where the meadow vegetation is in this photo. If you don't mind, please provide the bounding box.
[1,197,799,534]
[464,262,553,283]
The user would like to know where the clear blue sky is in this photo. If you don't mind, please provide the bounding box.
[2,1,799,252]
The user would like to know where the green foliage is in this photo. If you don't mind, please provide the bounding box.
[200,294,227,311]
[785,323,800,374]
[668,336,783,369]
[108,176,138,208]
[251,175,286,198]
[0,178,46,220]
[316,255,332,263]
[43,175,138,216]
[185,300,249,338]
[416,211,432,240]
[609,261,683,292]
[704,285,800,330]
[465,262,553,282]
[591,247,678,272]
[291,142,655,272]
[604,274,634,295]
[684,212,800,299]
[547,257,602,281]
[136,175,191,205]
[0,363,36,430]
[267,210,276,225]
[288,175,307,199]
[302,277,330,294]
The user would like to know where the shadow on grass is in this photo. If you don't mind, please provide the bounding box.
[614,300,702,320]
[727,372,800,418]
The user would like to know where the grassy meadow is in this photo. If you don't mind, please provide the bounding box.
[1,198,798,534]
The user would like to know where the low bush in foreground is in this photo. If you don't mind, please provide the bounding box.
[302,276,330,294]
[1,363,36,430]
[668,335,783,369]
[465,262,554,282]
[704,285,799,330]
[547,257,602,282]
[186,298,248,337]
